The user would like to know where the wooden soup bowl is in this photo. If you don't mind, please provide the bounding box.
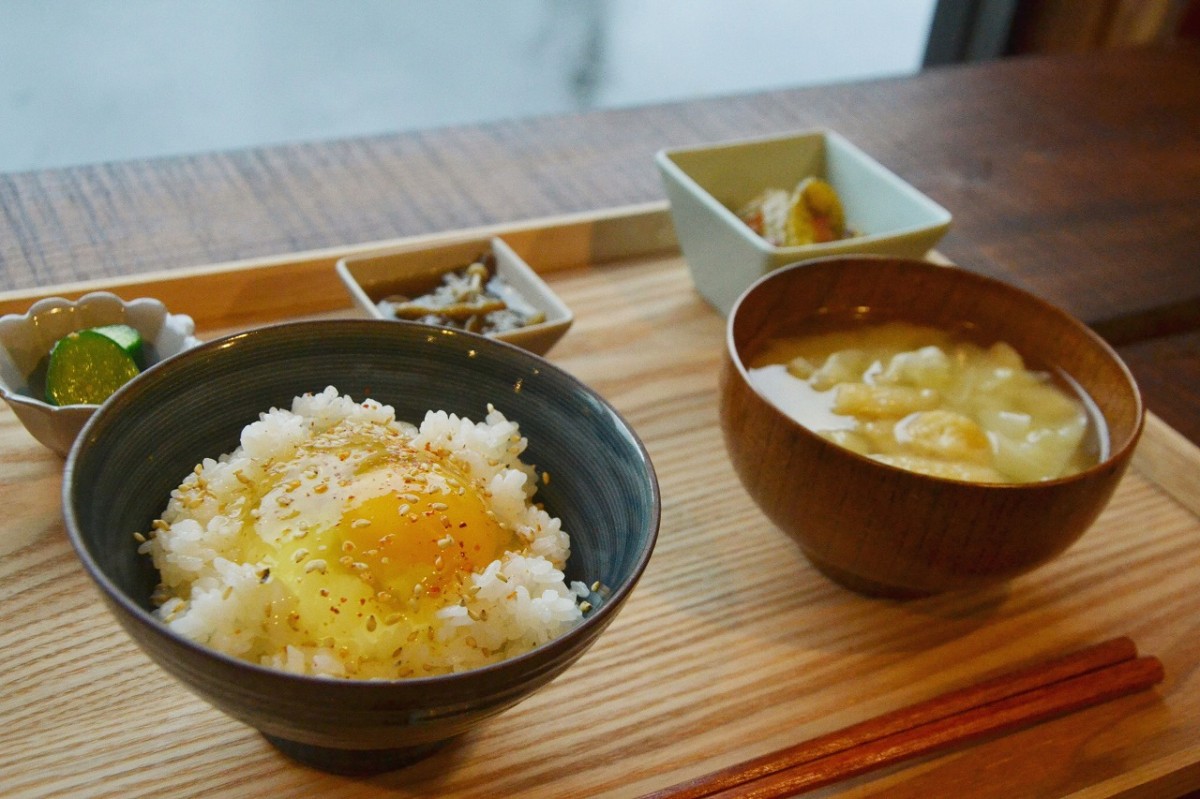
[719,256,1143,597]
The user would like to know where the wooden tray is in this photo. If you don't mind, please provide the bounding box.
[3,204,1199,799]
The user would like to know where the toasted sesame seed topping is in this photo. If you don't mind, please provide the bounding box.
[304,559,328,574]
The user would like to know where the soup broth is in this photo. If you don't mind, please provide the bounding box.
[747,321,1106,483]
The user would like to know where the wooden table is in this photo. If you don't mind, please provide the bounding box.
[2,46,1199,798]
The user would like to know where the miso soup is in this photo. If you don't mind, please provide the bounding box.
[747,321,1106,483]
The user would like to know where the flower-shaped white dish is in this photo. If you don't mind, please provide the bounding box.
[0,291,201,456]
[656,129,953,316]
[336,236,573,357]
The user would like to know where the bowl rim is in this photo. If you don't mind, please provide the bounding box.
[655,128,954,256]
[724,254,1145,490]
[62,318,660,690]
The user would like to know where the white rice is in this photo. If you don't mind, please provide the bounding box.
[141,386,588,679]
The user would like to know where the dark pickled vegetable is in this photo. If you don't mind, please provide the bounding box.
[377,253,545,334]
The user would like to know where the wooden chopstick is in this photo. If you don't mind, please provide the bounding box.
[641,637,1163,799]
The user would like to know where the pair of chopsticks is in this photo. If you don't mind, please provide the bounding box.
[641,637,1163,799]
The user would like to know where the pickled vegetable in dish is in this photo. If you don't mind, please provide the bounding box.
[378,252,546,335]
[736,177,854,247]
[748,321,1104,483]
[44,323,144,406]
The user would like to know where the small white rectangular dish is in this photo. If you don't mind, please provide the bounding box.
[336,236,573,356]
[656,129,953,315]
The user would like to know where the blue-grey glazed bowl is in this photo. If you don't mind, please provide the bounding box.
[62,320,659,774]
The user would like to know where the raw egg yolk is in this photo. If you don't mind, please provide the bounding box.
[335,463,516,605]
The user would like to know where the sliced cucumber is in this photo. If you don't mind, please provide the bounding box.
[90,323,144,366]
[45,329,142,406]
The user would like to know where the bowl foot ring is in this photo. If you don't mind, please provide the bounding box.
[805,554,935,600]
[263,733,453,775]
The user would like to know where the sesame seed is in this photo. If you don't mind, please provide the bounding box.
[132,532,147,543]
[430,502,449,511]
[341,540,356,553]
[351,518,371,529]
[291,548,309,563]
[304,559,328,574]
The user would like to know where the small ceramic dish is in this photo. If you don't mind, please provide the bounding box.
[656,129,953,316]
[0,291,200,456]
[336,236,573,356]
